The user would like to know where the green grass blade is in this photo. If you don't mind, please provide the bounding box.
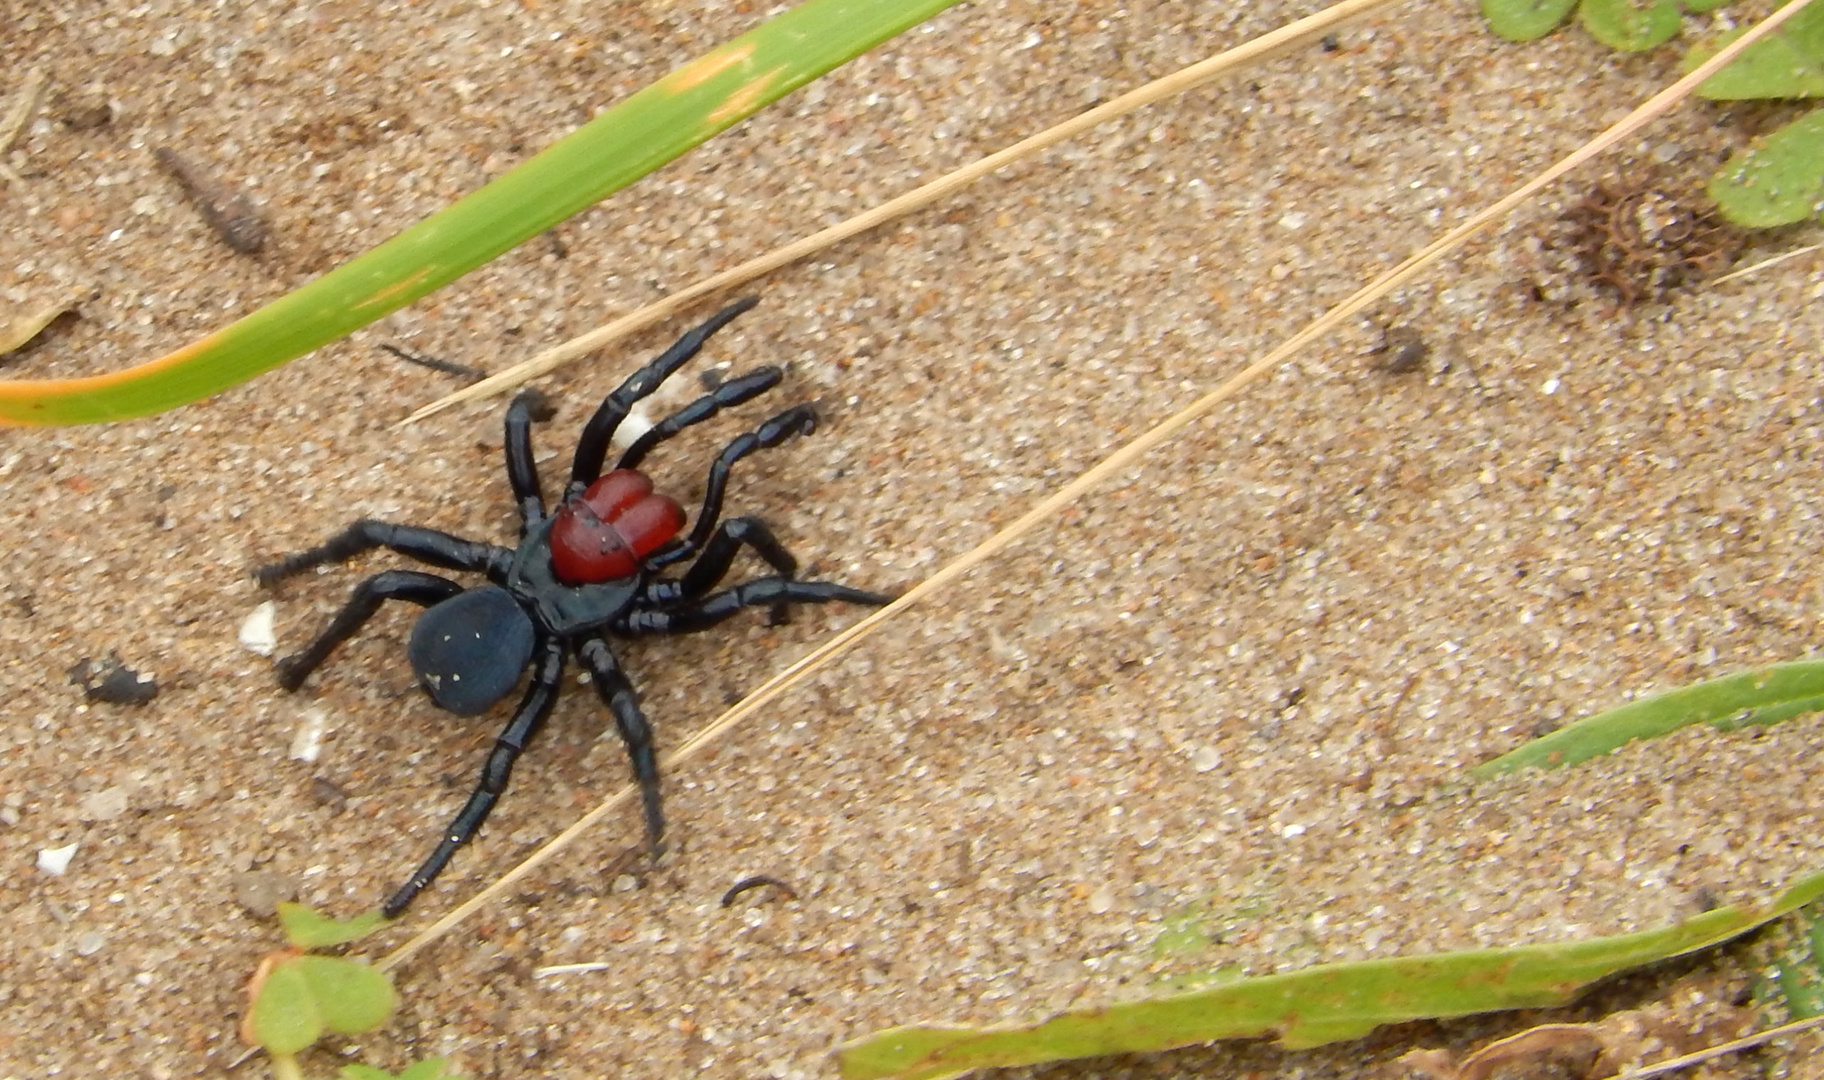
[1472,658,1824,776]
[837,870,1824,1080]
[0,0,963,426]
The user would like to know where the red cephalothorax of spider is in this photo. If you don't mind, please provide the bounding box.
[550,470,686,584]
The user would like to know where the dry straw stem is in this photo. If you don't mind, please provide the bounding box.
[382,0,1819,972]
[402,0,1402,424]
[1713,240,1823,284]
[0,67,46,183]
[1613,1013,1824,1078]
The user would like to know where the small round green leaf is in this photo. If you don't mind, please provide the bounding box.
[250,955,397,1055]
[296,956,398,1037]
[1581,0,1683,52]
[1709,108,1824,228]
[248,961,325,1056]
[1481,0,1579,41]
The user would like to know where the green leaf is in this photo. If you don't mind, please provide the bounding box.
[1683,0,1734,11]
[299,956,397,1036]
[248,961,324,1056]
[1580,0,1683,52]
[838,871,1824,1080]
[1473,657,1824,775]
[249,955,397,1055]
[1710,107,1824,226]
[0,0,965,426]
[340,1060,459,1080]
[277,902,388,949]
[1481,0,1580,41]
[1687,5,1824,99]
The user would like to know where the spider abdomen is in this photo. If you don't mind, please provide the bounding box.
[549,469,684,584]
[408,586,536,716]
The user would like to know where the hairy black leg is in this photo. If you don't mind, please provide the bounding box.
[274,570,464,691]
[646,404,819,572]
[505,388,556,533]
[616,366,782,471]
[255,521,511,584]
[576,638,665,850]
[384,635,565,917]
[566,296,760,499]
[616,577,890,636]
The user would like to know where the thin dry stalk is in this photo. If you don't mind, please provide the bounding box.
[402,0,1404,424]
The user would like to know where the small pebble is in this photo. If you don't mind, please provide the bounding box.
[289,706,330,763]
[1,790,24,827]
[52,88,113,130]
[1086,886,1115,914]
[1190,746,1220,773]
[240,601,278,656]
[75,931,106,957]
[310,776,348,813]
[231,869,299,918]
[67,654,158,706]
[78,786,130,822]
[37,842,78,876]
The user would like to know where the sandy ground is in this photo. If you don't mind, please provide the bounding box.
[5,1,1824,1077]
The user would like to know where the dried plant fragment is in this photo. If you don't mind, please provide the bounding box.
[1555,173,1743,305]
[0,67,46,184]
[1395,974,1757,1080]
[1,292,83,356]
[153,146,271,254]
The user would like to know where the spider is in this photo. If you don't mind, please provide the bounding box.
[255,298,889,916]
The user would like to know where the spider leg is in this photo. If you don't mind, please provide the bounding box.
[576,637,665,850]
[384,634,565,917]
[616,577,890,637]
[566,296,759,499]
[505,388,557,533]
[255,521,511,584]
[274,569,464,690]
[640,516,796,619]
[615,366,782,471]
[645,403,819,573]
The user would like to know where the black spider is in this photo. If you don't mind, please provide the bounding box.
[255,298,889,916]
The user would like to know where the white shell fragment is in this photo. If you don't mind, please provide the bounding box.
[36,842,78,876]
[239,601,278,656]
[289,706,331,763]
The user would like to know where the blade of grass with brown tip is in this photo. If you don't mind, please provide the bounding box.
[0,0,963,426]
[836,870,1824,1080]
